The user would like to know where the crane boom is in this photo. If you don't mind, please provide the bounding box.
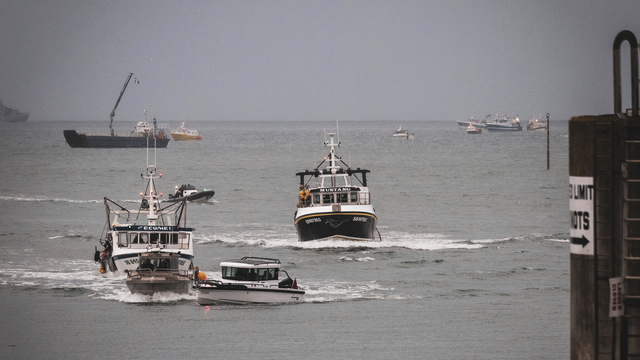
[109,72,134,136]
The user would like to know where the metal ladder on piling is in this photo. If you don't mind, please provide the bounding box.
[621,123,640,358]
[595,119,619,359]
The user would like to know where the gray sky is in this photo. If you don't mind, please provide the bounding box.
[1,0,639,121]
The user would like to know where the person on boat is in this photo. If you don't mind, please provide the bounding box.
[141,259,155,271]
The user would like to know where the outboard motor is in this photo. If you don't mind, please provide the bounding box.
[278,277,293,288]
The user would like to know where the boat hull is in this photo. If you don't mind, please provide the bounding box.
[64,130,170,148]
[106,252,195,276]
[486,124,522,131]
[1,113,29,122]
[294,209,378,241]
[167,190,215,203]
[196,286,305,305]
[126,276,191,295]
[171,133,202,141]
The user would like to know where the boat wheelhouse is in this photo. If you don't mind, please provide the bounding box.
[126,251,192,295]
[294,132,379,241]
[195,257,304,305]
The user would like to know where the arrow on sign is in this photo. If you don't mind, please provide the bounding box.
[570,235,590,248]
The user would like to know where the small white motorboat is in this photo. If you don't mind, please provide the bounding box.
[466,124,482,134]
[125,251,192,295]
[392,125,415,139]
[194,257,305,305]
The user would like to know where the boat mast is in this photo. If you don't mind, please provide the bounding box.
[326,133,340,187]
[144,109,160,226]
[109,72,134,136]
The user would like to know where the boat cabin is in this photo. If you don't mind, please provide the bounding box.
[137,252,181,272]
[113,225,192,250]
[296,168,371,207]
[219,257,281,282]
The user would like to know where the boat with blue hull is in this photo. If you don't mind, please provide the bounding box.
[294,132,379,241]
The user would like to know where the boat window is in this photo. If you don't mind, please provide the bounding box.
[179,233,189,249]
[118,233,128,247]
[160,233,169,244]
[171,234,178,245]
[150,233,159,244]
[313,194,320,204]
[131,234,139,244]
[257,268,278,281]
[322,194,334,204]
[350,192,357,203]
[139,233,149,244]
[337,193,348,203]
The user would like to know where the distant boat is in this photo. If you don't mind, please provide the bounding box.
[63,72,170,148]
[466,124,482,134]
[392,125,415,139]
[486,113,522,132]
[171,122,202,141]
[527,117,547,131]
[0,100,29,122]
[166,184,214,203]
[457,113,488,129]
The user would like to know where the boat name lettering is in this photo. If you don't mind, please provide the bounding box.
[124,258,139,265]
[125,225,176,231]
[353,217,368,222]
[319,187,355,193]
[305,218,321,224]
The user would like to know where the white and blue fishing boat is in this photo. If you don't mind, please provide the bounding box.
[294,131,379,241]
[94,141,195,275]
[486,113,522,131]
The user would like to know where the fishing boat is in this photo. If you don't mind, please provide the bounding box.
[486,113,522,132]
[63,73,170,148]
[93,142,194,276]
[294,131,379,241]
[167,184,215,203]
[392,125,415,139]
[125,251,192,295]
[527,117,547,131]
[466,124,482,134]
[194,257,305,305]
[457,113,488,129]
[171,122,202,141]
[0,100,29,122]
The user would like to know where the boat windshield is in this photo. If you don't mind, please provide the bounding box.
[221,266,279,281]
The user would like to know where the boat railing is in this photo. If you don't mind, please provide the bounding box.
[127,268,190,278]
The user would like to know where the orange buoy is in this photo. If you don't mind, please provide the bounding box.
[197,272,207,281]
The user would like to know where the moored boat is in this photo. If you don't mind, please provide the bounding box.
[294,131,379,241]
[0,100,29,122]
[93,143,194,276]
[466,124,482,134]
[125,251,192,295]
[457,113,488,129]
[194,257,305,305]
[392,125,415,139]
[527,117,547,131]
[486,113,522,132]
[171,122,202,141]
[63,73,170,148]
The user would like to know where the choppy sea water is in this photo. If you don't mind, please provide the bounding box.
[0,120,569,359]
